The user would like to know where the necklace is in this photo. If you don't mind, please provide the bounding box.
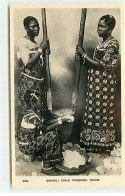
[97,36,113,50]
[101,36,112,45]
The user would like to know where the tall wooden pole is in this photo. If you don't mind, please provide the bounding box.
[41,8,52,110]
[72,8,87,111]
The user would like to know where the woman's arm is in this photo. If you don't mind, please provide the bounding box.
[46,115,74,126]
[76,40,119,70]
[46,115,74,131]
[36,120,60,133]
[46,118,59,125]
[18,39,50,69]
[46,122,61,131]
[76,45,101,69]
[84,55,101,68]
[26,51,42,69]
[26,40,50,69]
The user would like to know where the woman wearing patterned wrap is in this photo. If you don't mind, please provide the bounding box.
[75,15,119,153]
[17,16,50,115]
[17,89,74,175]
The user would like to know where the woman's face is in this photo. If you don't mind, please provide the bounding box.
[97,20,111,38]
[26,20,40,37]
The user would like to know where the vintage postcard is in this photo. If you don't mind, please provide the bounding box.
[10,2,125,188]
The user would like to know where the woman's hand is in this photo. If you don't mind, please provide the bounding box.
[45,48,51,55]
[40,39,50,50]
[61,115,74,123]
[74,52,80,62]
[76,44,85,56]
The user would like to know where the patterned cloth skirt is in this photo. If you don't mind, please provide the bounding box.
[18,72,47,114]
[17,128,63,163]
[80,68,117,152]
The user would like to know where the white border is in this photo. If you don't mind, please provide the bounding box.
[10,2,125,189]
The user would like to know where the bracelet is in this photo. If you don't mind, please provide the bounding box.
[40,130,43,135]
[38,48,43,54]
[58,117,62,125]
[82,53,87,59]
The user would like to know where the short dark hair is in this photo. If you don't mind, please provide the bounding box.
[24,90,40,106]
[23,16,38,28]
[99,15,116,30]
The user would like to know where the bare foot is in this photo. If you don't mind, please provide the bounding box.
[42,167,60,176]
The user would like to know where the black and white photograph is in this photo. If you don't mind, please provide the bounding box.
[10,2,125,189]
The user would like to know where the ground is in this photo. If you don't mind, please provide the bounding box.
[15,141,121,176]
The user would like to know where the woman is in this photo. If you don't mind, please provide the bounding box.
[17,16,50,116]
[17,89,74,175]
[75,15,119,153]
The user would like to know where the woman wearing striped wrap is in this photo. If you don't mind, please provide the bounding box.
[17,89,74,175]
